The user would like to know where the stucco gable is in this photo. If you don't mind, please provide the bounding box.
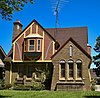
[12,19,57,43]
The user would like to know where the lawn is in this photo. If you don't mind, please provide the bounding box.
[0,90,100,98]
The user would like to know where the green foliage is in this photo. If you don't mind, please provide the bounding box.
[91,78,96,91]
[0,0,34,20]
[0,90,100,98]
[93,36,100,77]
[32,82,45,90]
[0,79,5,90]
[4,83,12,89]
[13,85,32,90]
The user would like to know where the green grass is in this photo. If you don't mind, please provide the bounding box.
[0,90,100,98]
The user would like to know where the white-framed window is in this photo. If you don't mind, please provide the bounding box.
[76,60,82,78]
[29,39,35,51]
[69,45,73,57]
[37,39,41,51]
[68,59,74,78]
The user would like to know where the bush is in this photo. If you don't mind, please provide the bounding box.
[32,82,45,90]
[5,83,12,89]
[13,85,32,90]
[0,79,5,90]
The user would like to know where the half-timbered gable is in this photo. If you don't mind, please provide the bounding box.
[13,20,56,62]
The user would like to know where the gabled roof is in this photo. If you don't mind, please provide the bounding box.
[46,27,88,51]
[0,46,6,57]
[51,37,91,60]
[12,19,57,43]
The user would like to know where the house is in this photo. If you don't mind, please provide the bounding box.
[0,46,6,79]
[4,19,92,91]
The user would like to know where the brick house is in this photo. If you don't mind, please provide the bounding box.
[4,19,92,91]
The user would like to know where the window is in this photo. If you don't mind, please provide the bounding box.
[76,60,82,78]
[19,65,24,78]
[68,60,74,78]
[29,40,35,51]
[61,63,65,78]
[59,60,66,78]
[17,25,19,29]
[37,40,41,51]
[69,46,72,57]
[27,66,32,78]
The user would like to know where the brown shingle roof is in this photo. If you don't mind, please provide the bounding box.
[46,27,88,51]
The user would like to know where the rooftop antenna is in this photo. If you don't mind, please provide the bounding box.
[51,0,69,38]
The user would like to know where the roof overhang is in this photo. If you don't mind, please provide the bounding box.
[0,59,4,67]
[25,34,43,39]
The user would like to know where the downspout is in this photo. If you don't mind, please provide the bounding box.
[15,42,22,60]
[44,41,53,60]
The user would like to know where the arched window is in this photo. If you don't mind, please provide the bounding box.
[60,60,66,78]
[69,45,73,57]
[76,60,82,78]
[68,59,74,78]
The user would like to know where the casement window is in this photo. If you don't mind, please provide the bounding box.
[37,39,41,51]
[68,60,74,78]
[27,66,32,78]
[69,45,73,57]
[76,60,82,78]
[19,65,24,78]
[29,40,35,51]
[59,60,66,79]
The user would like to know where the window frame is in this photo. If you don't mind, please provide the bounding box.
[68,59,74,79]
[37,39,41,51]
[76,60,82,79]
[69,45,73,57]
[28,39,35,52]
[59,60,66,80]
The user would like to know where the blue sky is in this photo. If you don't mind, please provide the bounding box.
[0,0,100,68]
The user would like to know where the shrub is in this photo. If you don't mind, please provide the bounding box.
[13,85,32,90]
[5,83,12,89]
[32,82,45,90]
[0,79,5,90]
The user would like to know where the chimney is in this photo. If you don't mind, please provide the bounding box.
[87,44,91,55]
[12,20,23,40]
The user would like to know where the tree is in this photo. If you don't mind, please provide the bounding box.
[93,36,100,77]
[0,0,34,20]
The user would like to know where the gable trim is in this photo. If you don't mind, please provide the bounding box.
[51,37,91,60]
[0,46,6,57]
[12,19,57,43]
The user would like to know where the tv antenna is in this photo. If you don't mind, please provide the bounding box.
[51,0,69,37]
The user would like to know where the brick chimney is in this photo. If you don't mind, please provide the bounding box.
[12,20,23,40]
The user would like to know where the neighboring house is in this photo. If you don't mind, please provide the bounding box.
[4,19,92,91]
[0,46,6,79]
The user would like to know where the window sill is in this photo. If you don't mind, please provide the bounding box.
[59,78,65,80]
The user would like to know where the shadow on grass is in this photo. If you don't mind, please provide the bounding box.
[84,96,100,98]
[0,95,12,98]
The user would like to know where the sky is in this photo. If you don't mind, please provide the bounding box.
[0,0,100,68]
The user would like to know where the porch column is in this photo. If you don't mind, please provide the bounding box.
[10,62,12,84]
